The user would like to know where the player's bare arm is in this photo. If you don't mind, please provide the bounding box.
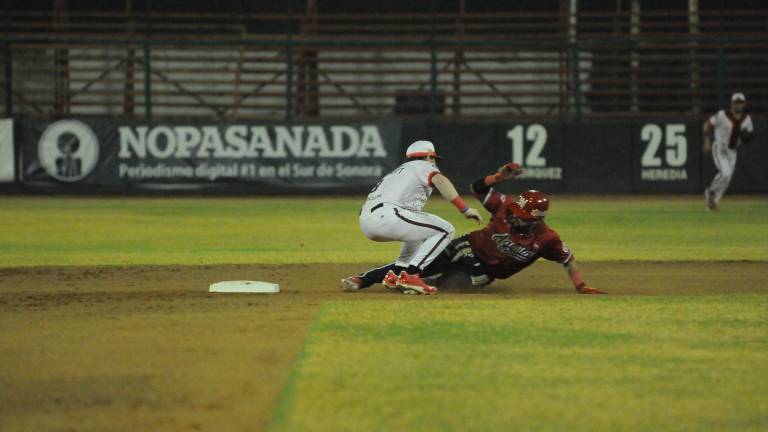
[431,173,484,224]
[564,258,605,294]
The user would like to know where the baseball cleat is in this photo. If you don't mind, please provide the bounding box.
[705,189,718,211]
[340,275,362,292]
[382,270,399,290]
[396,271,438,295]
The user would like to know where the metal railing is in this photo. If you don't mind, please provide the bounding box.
[2,36,765,121]
[3,9,766,39]
[1,8,766,121]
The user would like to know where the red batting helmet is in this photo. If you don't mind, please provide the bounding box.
[509,190,549,220]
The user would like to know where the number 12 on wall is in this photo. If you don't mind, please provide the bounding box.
[507,124,547,167]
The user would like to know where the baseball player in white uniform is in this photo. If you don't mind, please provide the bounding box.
[703,92,754,211]
[342,140,483,295]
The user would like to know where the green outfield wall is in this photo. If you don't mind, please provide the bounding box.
[5,118,766,194]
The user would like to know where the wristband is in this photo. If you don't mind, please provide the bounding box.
[569,270,585,288]
[451,196,469,213]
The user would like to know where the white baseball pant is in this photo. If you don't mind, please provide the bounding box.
[708,143,738,203]
[360,203,455,270]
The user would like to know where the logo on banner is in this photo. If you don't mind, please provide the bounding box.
[114,124,390,182]
[38,120,100,182]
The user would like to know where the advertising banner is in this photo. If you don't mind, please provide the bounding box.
[631,121,702,192]
[564,122,633,192]
[415,121,499,192]
[13,118,766,194]
[407,122,564,194]
[18,119,402,191]
[499,122,565,193]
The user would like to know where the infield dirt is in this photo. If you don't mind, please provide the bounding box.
[1,261,766,432]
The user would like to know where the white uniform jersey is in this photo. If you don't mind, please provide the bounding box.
[362,159,440,212]
[359,158,454,271]
[709,110,754,150]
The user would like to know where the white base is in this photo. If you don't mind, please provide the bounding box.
[209,281,280,293]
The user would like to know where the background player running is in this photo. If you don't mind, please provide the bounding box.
[343,162,604,295]
[348,140,483,295]
[703,92,755,211]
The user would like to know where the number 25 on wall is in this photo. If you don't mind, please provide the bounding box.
[507,124,547,167]
[640,124,687,167]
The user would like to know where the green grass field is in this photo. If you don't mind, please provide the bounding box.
[1,195,767,267]
[2,195,767,431]
[272,297,768,432]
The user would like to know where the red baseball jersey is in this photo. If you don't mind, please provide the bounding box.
[468,188,573,279]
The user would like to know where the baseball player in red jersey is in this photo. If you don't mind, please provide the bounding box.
[344,163,604,294]
[703,92,755,211]
[453,163,602,293]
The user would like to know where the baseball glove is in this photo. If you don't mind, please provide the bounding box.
[497,162,523,181]
[740,129,753,145]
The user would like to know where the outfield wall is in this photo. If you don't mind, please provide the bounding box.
[407,120,767,194]
[0,119,14,183]
[9,118,768,194]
